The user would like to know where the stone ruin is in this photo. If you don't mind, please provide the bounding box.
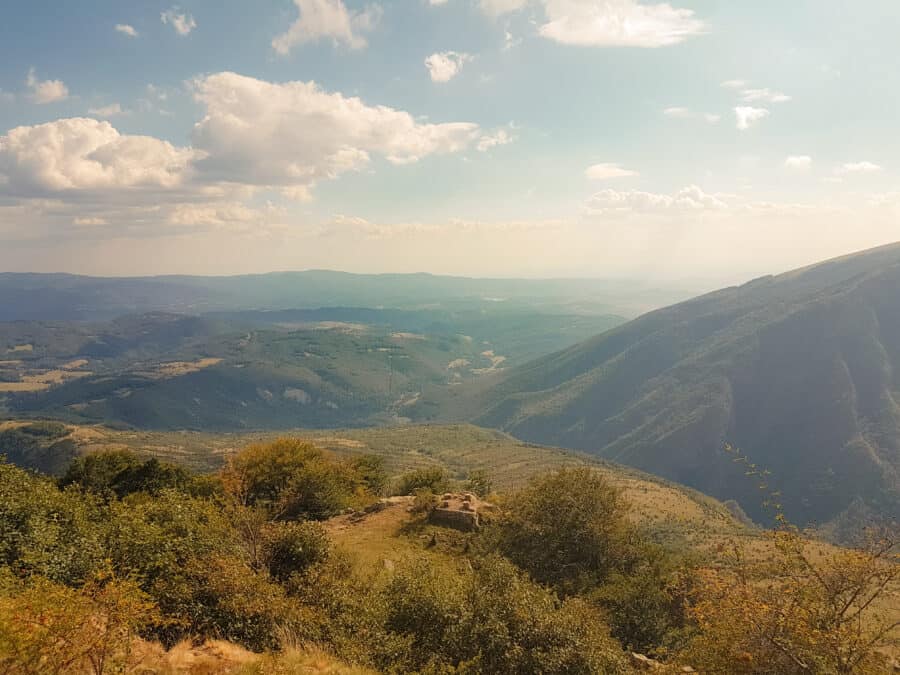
[428,492,485,531]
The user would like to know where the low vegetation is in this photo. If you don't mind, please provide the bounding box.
[0,433,896,673]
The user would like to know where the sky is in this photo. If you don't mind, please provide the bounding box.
[0,0,898,283]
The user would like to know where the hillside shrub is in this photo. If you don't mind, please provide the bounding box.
[222,439,365,520]
[394,467,450,496]
[495,467,637,594]
[379,555,627,673]
[262,520,331,582]
[60,450,191,498]
[0,570,158,675]
[0,460,106,585]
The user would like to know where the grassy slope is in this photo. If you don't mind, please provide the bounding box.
[45,421,741,548]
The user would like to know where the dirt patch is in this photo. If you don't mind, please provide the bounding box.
[149,358,223,379]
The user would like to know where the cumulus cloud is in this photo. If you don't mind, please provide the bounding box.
[537,0,705,47]
[784,155,812,171]
[475,0,704,46]
[161,7,196,36]
[837,161,882,174]
[663,107,720,123]
[115,23,138,37]
[272,0,381,54]
[585,163,639,180]
[425,51,473,83]
[190,72,479,192]
[88,103,127,118]
[585,185,727,215]
[734,106,769,130]
[25,68,69,104]
[0,117,194,194]
[740,88,791,104]
[476,128,515,152]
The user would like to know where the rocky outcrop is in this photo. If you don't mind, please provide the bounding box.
[428,492,484,531]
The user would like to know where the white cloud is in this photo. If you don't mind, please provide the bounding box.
[585,162,639,180]
[663,106,690,118]
[734,106,769,131]
[663,107,720,123]
[476,128,515,152]
[837,161,882,174]
[503,30,523,50]
[479,0,528,17]
[272,0,381,54]
[165,202,284,229]
[115,23,138,37]
[585,185,727,215]
[25,68,69,104]
[476,0,704,46]
[784,155,812,171]
[0,117,194,194]
[73,216,108,226]
[740,88,791,104]
[161,7,196,36]
[721,79,747,90]
[429,0,450,4]
[538,0,705,48]
[424,51,473,83]
[88,103,127,118]
[191,72,479,193]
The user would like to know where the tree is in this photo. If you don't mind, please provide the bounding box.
[221,438,363,520]
[60,450,190,498]
[495,467,636,594]
[681,526,899,674]
[681,446,900,674]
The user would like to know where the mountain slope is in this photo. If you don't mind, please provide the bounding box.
[473,243,900,527]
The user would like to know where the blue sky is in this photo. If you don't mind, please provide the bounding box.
[1,0,898,281]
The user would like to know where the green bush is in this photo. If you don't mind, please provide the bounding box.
[592,545,694,655]
[263,521,331,583]
[350,454,388,496]
[60,449,191,498]
[394,467,450,496]
[495,467,637,595]
[222,439,366,520]
[0,461,105,585]
[463,469,493,498]
[380,555,627,673]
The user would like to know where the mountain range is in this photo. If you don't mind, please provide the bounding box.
[469,243,900,528]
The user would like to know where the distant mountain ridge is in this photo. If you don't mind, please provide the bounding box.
[473,243,900,528]
[0,270,696,321]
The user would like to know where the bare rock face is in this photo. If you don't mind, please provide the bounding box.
[428,492,485,531]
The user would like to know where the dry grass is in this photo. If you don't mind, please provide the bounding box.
[150,358,223,379]
[6,344,33,353]
[0,381,49,392]
[128,640,373,674]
